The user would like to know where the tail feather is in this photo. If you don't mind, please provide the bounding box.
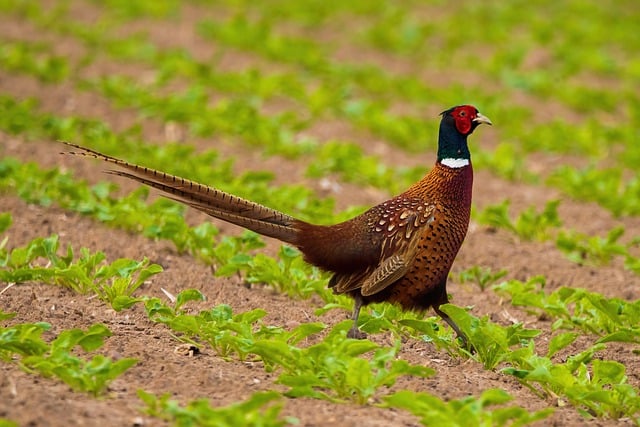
[62,142,302,244]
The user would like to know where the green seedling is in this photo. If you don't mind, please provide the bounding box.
[383,388,553,427]
[85,75,311,155]
[1,322,136,396]
[0,212,11,233]
[0,320,50,361]
[144,294,317,361]
[473,142,537,182]
[138,390,293,427]
[456,265,508,291]
[503,344,640,420]
[318,298,465,352]
[494,277,640,343]
[92,258,163,310]
[548,166,640,217]
[556,226,627,266]
[398,317,460,354]
[306,140,424,194]
[0,309,16,321]
[0,233,103,294]
[475,199,562,242]
[251,321,434,404]
[0,40,70,83]
[438,304,541,369]
[0,219,162,309]
[215,244,333,301]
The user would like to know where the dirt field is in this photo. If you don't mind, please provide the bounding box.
[1,1,639,426]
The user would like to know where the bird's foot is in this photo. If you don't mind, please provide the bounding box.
[347,327,367,340]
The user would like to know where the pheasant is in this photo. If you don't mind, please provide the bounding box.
[63,104,491,346]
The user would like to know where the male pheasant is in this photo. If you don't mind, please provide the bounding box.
[63,104,491,346]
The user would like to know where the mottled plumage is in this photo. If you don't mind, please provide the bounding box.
[63,105,491,346]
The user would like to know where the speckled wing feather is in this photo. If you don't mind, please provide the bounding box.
[331,202,436,296]
[360,231,422,296]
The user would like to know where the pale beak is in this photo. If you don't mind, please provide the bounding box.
[473,113,492,126]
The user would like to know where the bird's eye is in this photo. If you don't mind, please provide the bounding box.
[459,110,466,117]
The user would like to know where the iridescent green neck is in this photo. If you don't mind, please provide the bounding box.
[437,117,471,164]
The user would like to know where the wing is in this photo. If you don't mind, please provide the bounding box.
[330,201,436,296]
[360,237,421,296]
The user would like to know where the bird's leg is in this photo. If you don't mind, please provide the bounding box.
[433,305,473,352]
[347,294,367,339]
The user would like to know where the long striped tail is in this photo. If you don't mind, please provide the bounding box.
[61,142,303,244]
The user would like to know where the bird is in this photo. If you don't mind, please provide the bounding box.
[62,104,491,347]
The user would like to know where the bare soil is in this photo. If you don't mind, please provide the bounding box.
[1,2,639,426]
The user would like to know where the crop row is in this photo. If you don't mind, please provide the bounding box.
[3,215,640,423]
[1,3,639,218]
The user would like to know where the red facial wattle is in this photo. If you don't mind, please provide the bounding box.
[452,105,478,135]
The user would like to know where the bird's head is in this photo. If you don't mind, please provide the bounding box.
[441,105,492,136]
[437,105,491,166]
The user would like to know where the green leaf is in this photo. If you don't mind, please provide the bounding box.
[175,288,206,311]
[592,360,626,384]
[77,324,112,352]
[477,388,514,405]
[547,332,578,358]
[111,295,142,311]
[0,212,12,233]
[597,330,640,344]
[0,310,16,321]
[285,322,325,344]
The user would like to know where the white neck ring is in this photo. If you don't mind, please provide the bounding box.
[440,158,470,168]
